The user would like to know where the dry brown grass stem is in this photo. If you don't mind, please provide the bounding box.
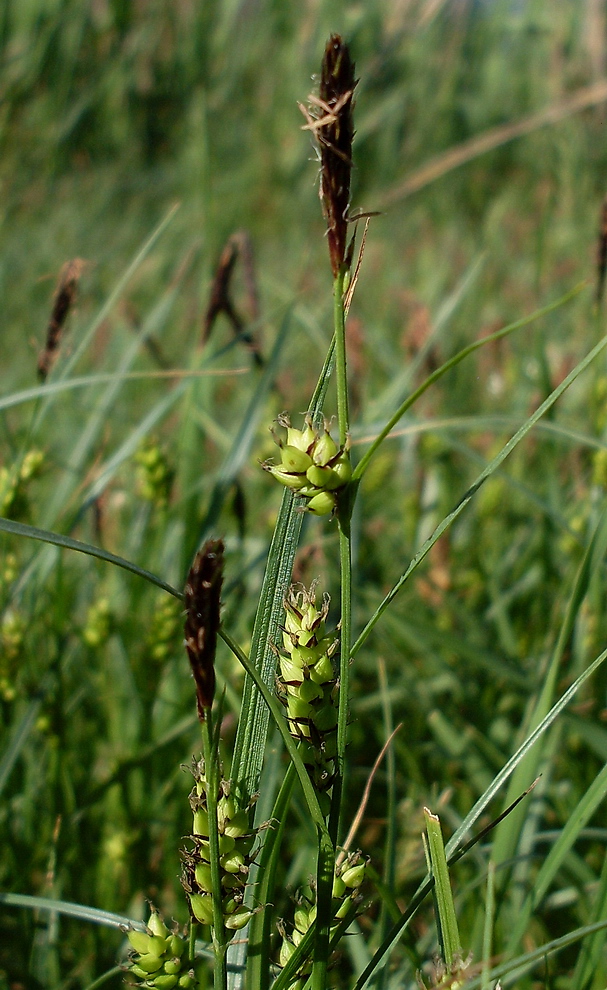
[379,78,607,208]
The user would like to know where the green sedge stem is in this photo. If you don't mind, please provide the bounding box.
[331,266,353,852]
[201,712,228,990]
[334,267,349,448]
[188,921,198,967]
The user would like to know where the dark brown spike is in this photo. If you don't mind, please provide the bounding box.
[184,538,225,720]
[312,35,357,277]
[37,259,86,380]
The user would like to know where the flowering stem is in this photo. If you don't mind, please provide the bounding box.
[332,266,352,848]
[201,712,228,990]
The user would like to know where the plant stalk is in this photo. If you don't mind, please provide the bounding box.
[201,712,228,990]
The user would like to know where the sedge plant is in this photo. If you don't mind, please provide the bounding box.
[4,27,607,990]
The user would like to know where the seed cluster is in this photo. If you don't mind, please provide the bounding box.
[181,759,256,933]
[263,413,351,515]
[124,911,195,989]
[278,852,367,990]
[277,584,339,815]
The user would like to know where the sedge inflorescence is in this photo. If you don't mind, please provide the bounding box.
[263,412,351,515]
[181,759,257,933]
[277,583,339,814]
[277,852,368,989]
[124,911,195,989]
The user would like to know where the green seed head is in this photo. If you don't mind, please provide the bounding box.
[189,892,214,926]
[313,428,339,466]
[152,975,179,990]
[306,491,336,515]
[224,906,253,931]
[194,862,213,893]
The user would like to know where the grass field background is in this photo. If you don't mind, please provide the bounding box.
[3,1,607,987]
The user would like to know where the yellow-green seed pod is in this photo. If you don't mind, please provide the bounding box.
[224,906,252,931]
[294,905,311,933]
[149,913,171,939]
[235,832,255,856]
[193,808,209,836]
[178,974,196,989]
[315,704,338,732]
[332,875,347,899]
[164,959,182,976]
[189,892,214,926]
[127,930,159,955]
[135,953,164,974]
[153,975,179,990]
[218,834,236,854]
[281,446,314,473]
[167,935,185,958]
[331,454,351,486]
[220,849,245,874]
[297,679,323,704]
[279,938,296,967]
[341,862,366,888]
[195,862,213,892]
[287,696,315,721]
[280,656,305,684]
[223,808,249,838]
[309,652,334,684]
[306,491,335,516]
[130,964,150,979]
[217,794,236,823]
[313,430,339,466]
[305,464,338,490]
[267,465,310,491]
[334,896,354,921]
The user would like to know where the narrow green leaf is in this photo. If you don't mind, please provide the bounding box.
[351,646,607,990]
[230,339,335,801]
[351,319,607,659]
[0,699,43,796]
[424,808,462,969]
[0,517,181,598]
[505,760,607,954]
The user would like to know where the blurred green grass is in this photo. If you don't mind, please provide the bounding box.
[4,0,607,987]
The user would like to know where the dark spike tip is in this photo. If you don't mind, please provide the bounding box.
[184,538,225,720]
[316,34,357,277]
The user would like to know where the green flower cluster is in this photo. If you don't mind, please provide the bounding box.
[124,911,195,989]
[135,439,175,509]
[278,853,367,989]
[0,449,44,520]
[181,760,256,933]
[0,608,24,701]
[277,584,339,814]
[147,594,181,663]
[82,597,111,648]
[263,413,351,515]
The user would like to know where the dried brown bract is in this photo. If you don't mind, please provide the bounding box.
[300,35,357,277]
[203,230,263,365]
[184,538,225,719]
[37,258,86,380]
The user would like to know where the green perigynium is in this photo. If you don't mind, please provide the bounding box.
[124,911,196,989]
[277,851,368,988]
[263,412,351,515]
[181,759,257,933]
[277,583,339,813]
